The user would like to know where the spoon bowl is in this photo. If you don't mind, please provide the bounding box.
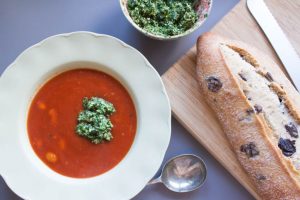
[148,154,207,193]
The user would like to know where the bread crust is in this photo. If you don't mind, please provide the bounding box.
[196,32,300,200]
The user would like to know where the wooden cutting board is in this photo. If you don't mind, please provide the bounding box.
[162,0,300,199]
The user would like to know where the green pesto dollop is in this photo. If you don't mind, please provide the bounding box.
[127,0,198,37]
[76,97,116,144]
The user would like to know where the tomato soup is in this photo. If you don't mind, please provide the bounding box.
[27,69,137,178]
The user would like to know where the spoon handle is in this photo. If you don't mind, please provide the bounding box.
[147,176,162,185]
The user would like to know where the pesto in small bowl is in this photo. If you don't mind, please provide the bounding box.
[120,0,213,40]
[127,0,198,37]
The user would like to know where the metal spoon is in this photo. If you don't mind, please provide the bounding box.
[148,154,207,193]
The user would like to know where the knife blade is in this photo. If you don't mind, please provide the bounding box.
[247,0,300,91]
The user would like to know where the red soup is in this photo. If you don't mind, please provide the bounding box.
[27,69,137,178]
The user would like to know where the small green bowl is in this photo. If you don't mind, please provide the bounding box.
[120,0,213,40]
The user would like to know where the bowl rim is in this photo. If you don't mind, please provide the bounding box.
[119,0,213,40]
[0,31,171,200]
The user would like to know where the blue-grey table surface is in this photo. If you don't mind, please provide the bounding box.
[0,0,254,199]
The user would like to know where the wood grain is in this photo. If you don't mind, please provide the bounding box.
[162,0,300,199]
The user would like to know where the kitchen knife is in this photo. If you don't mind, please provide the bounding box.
[247,0,300,91]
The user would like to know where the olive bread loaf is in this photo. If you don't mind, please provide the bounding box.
[196,32,300,200]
